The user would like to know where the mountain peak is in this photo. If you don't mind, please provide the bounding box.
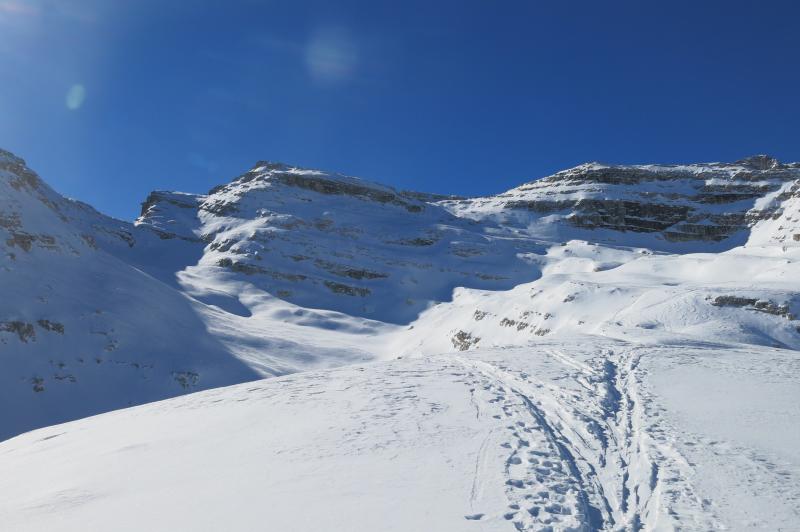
[0,148,44,193]
[203,160,429,216]
[0,147,25,166]
[735,154,782,170]
[250,160,294,172]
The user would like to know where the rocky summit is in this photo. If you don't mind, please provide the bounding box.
[444,155,800,249]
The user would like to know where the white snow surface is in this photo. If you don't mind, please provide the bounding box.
[1,149,800,530]
[2,340,798,531]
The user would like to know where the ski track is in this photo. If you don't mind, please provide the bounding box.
[450,343,731,531]
[455,355,604,531]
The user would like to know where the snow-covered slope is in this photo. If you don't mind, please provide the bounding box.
[138,161,545,324]
[2,338,797,531]
[0,149,260,439]
[746,177,800,248]
[2,148,800,530]
[2,148,799,439]
[392,241,800,357]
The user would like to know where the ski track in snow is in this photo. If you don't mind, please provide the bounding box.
[450,343,790,531]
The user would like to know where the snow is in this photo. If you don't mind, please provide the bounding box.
[0,357,513,532]
[648,346,800,530]
[2,148,800,530]
[2,340,798,531]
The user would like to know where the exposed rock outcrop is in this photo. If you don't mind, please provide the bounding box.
[442,156,800,248]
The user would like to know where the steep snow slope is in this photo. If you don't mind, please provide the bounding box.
[2,339,797,531]
[746,177,800,248]
[0,149,260,440]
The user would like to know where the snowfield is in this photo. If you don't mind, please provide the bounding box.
[2,149,800,530]
[2,340,798,531]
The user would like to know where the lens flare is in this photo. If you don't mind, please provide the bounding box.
[305,28,357,85]
[65,84,86,110]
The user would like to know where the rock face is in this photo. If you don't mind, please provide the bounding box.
[442,155,800,250]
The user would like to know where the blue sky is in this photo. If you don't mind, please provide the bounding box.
[1,0,799,220]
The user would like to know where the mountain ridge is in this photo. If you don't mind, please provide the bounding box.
[1,147,799,442]
[2,147,800,529]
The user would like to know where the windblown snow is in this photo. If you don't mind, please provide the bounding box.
[1,149,799,531]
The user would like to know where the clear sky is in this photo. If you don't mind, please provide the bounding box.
[1,0,799,220]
